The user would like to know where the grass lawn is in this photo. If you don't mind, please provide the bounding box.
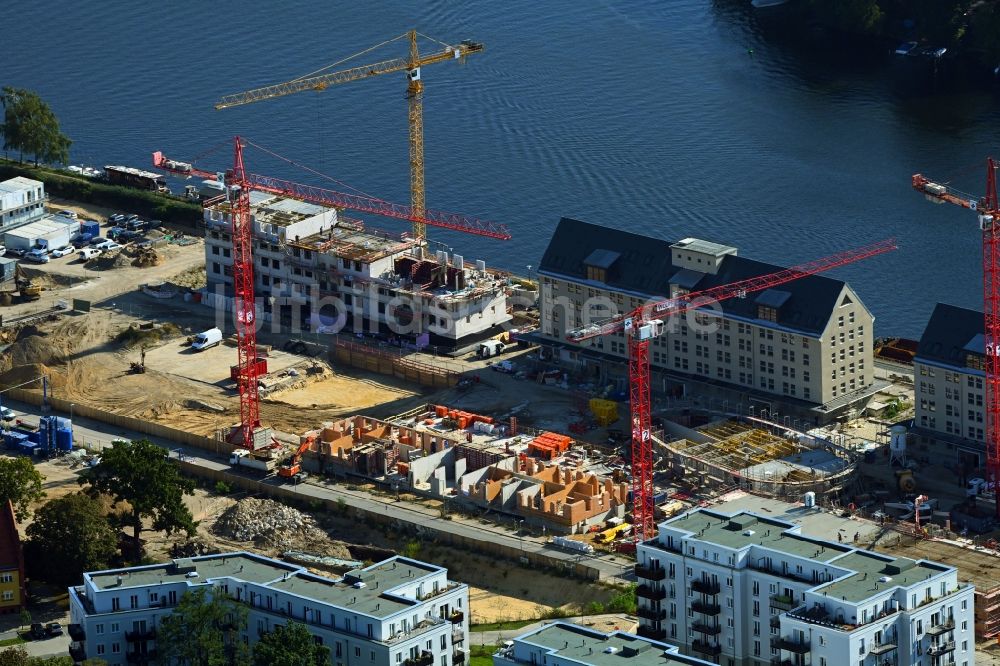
[0,636,26,647]
[470,618,537,633]
[469,644,495,666]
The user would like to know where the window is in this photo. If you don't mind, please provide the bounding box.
[112,643,121,655]
[95,624,104,635]
[96,645,105,656]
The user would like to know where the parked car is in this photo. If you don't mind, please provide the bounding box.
[78,248,102,261]
[30,623,46,640]
[118,230,142,242]
[24,249,50,264]
[57,209,78,219]
[126,218,147,231]
[0,407,14,421]
[108,213,127,224]
[89,236,107,246]
[50,246,73,258]
[94,240,121,252]
[6,248,25,257]
[0,245,5,257]
[107,227,126,240]
[45,623,63,637]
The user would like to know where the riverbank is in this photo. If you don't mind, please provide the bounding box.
[0,159,202,226]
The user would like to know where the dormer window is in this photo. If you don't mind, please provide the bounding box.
[586,265,606,282]
[758,306,778,322]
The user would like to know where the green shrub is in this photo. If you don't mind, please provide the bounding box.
[214,481,231,495]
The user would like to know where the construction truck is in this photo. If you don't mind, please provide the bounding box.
[0,263,41,305]
[278,434,315,483]
[229,449,276,475]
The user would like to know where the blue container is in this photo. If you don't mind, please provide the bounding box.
[56,428,73,451]
[16,441,38,456]
[81,221,101,237]
[55,417,71,430]
[4,432,28,449]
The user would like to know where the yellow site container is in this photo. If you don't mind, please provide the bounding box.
[589,399,619,426]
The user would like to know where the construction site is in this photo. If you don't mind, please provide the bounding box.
[654,416,861,501]
[5,26,1000,666]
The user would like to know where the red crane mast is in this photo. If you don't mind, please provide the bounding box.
[567,238,898,540]
[913,159,1000,517]
[228,137,263,449]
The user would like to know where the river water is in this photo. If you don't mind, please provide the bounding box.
[5,0,1000,336]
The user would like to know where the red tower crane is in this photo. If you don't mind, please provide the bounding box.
[152,148,510,240]
[161,139,510,450]
[228,137,262,449]
[912,158,1000,518]
[566,238,898,541]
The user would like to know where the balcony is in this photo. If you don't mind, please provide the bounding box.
[691,640,722,656]
[775,638,811,654]
[928,641,956,656]
[404,652,434,666]
[692,622,721,636]
[125,628,156,641]
[450,611,464,625]
[637,606,667,621]
[692,578,721,595]
[691,600,721,616]
[637,626,667,641]
[769,594,796,611]
[68,624,86,642]
[770,616,781,629]
[869,642,897,656]
[926,618,955,636]
[452,628,464,645]
[635,564,667,581]
[452,649,466,665]
[637,584,667,601]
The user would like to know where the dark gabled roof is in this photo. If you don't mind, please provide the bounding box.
[539,217,848,335]
[916,303,983,367]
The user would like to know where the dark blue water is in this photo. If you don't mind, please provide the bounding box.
[5,0,1000,337]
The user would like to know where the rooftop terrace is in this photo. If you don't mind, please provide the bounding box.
[87,553,453,619]
[505,622,709,666]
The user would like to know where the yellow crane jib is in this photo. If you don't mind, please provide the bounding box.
[214,31,484,241]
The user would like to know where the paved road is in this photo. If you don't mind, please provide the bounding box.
[0,400,635,582]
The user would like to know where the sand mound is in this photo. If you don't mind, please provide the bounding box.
[212,498,351,558]
[0,335,65,373]
[0,363,64,390]
[86,251,131,271]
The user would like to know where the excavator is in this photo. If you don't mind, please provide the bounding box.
[278,433,316,483]
[0,264,41,306]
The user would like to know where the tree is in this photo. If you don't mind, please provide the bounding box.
[251,622,329,666]
[0,88,71,165]
[156,588,248,666]
[78,439,195,558]
[24,493,118,585]
[0,457,45,521]
[802,0,885,36]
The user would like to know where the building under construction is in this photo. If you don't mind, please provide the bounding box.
[288,405,629,533]
[201,194,512,347]
[655,416,859,501]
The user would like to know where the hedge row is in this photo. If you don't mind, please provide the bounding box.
[0,159,203,227]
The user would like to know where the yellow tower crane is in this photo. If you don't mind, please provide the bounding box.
[215,30,484,240]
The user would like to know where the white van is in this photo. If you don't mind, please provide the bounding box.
[78,248,102,261]
[191,328,223,351]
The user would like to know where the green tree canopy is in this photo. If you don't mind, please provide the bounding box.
[0,456,45,521]
[77,439,195,558]
[251,621,330,666]
[156,587,248,666]
[24,493,118,585]
[0,88,71,166]
[0,647,107,666]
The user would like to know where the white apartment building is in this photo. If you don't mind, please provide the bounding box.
[537,218,883,425]
[636,509,975,666]
[202,194,511,347]
[0,176,46,232]
[493,621,714,666]
[913,302,986,469]
[68,552,469,666]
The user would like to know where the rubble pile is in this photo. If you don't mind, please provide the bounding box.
[211,498,351,558]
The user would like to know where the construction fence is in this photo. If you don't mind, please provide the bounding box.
[2,387,231,456]
[333,339,459,389]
